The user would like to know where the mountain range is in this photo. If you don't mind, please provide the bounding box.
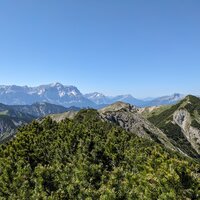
[0,82,199,157]
[0,102,79,143]
[0,83,186,108]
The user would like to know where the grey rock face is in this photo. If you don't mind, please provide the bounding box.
[173,109,200,154]
[99,102,176,151]
[84,92,109,105]
[173,109,191,132]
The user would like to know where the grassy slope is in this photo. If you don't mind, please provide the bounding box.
[148,95,200,158]
[140,105,172,119]
[0,105,35,143]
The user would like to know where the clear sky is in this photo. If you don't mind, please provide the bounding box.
[0,0,200,97]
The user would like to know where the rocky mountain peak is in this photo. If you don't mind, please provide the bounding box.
[0,83,96,107]
[86,92,105,97]
[99,101,137,113]
[50,82,63,87]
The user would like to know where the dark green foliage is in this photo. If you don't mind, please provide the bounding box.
[161,122,198,158]
[191,119,200,129]
[184,95,200,116]
[0,110,199,199]
[143,127,161,144]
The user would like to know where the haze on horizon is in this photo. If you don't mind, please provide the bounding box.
[0,0,199,98]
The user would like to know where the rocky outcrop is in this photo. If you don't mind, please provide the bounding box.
[173,109,200,154]
[49,111,78,122]
[173,109,191,131]
[99,102,176,151]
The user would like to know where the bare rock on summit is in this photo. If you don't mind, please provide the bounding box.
[49,111,78,122]
[99,101,137,113]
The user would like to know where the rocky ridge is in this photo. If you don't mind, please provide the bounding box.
[142,95,200,158]
[99,102,176,151]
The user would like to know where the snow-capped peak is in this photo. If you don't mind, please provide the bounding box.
[50,82,63,88]
[85,92,105,98]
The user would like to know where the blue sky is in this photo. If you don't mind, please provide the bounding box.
[0,0,200,97]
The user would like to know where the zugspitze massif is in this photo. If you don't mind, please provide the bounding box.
[0,83,185,108]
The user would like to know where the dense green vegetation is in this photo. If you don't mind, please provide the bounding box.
[0,109,199,199]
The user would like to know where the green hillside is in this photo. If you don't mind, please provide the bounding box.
[148,95,200,158]
[0,104,35,143]
[148,95,200,125]
[0,109,199,199]
[0,102,74,143]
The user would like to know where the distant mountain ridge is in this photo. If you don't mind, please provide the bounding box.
[142,93,186,107]
[0,103,34,142]
[0,83,95,108]
[84,92,108,105]
[0,83,187,108]
[0,102,79,143]
[11,102,72,118]
[85,92,185,107]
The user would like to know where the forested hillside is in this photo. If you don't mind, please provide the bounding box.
[0,109,199,199]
